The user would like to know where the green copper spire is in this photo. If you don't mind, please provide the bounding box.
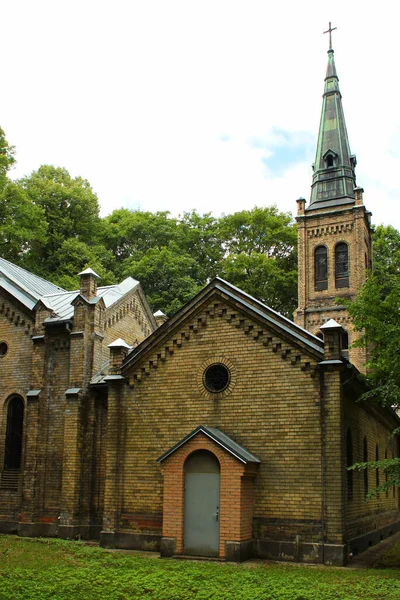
[307,47,357,211]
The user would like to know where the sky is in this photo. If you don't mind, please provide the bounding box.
[1,0,400,229]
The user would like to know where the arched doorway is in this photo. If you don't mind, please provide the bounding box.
[184,450,220,556]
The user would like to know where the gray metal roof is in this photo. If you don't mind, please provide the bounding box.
[0,257,141,321]
[0,257,65,310]
[156,425,261,464]
[40,277,140,320]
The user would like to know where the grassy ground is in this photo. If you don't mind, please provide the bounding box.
[0,536,399,600]
[374,540,400,569]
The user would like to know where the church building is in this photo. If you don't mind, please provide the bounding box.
[0,43,399,566]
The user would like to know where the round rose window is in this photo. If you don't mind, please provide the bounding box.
[203,363,230,393]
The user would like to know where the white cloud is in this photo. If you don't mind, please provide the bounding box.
[2,1,400,228]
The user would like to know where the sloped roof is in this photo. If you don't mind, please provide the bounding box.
[40,277,140,320]
[307,48,356,210]
[0,257,144,322]
[123,277,324,372]
[157,425,261,464]
[0,257,65,311]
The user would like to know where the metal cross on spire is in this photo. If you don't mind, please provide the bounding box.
[323,22,337,50]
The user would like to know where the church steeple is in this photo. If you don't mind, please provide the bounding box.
[294,26,372,374]
[307,46,357,210]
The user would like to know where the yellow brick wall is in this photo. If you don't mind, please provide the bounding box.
[344,397,399,539]
[0,293,34,521]
[295,202,372,372]
[117,299,324,540]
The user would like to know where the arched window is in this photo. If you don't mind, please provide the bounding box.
[341,330,349,351]
[346,428,353,501]
[363,437,368,498]
[4,397,24,470]
[326,154,334,167]
[315,246,328,290]
[376,444,380,496]
[335,243,349,288]
[385,449,388,498]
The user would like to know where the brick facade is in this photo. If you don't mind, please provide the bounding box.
[0,272,156,539]
[0,260,399,565]
[1,40,399,565]
[294,189,372,373]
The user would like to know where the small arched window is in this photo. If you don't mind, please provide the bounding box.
[326,154,334,168]
[385,449,388,498]
[363,437,369,498]
[346,428,353,501]
[341,330,349,351]
[315,246,328,290]
[376,444,380,496]
[4,396,24,470]
[335,243,349,288]
[393,451,396,498]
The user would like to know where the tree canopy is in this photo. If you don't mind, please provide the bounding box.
[347,224,400,494]
[0,125,298,318]
[0,126,16,191]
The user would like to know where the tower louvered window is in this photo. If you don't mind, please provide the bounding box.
[315,246,328,290]
[335,243,349,288]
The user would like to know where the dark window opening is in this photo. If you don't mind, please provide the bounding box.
[335,243,349,288]
[385,449,388,498]
[326,154,334,167]
[4,397,24,470]
[341,331,349,351]
[376,445,380,496]
[204,364,230,393]
[363,437,368,499]
[0,342,8,357]
[346,428,353,501]
[315,246,328,291]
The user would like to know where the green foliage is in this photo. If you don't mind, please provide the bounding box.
[219,207,297,318]
[1,536,400,600]
[219,206,296,258]
[347,225,400,493]
[0,126,16,191]
[103,209,179,267]
[221,252,297,318]
[0,182,47,264]
[176,211,224,281]
[51,239,117,289]
[17,165,102,276]
[349,458,400,497]
[124,245,203,315]
[347,225,400,408]
[0,126,298,315]
[375,541,400,568]
[105,205,297,316]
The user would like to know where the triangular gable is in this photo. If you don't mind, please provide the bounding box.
[156,425,261,465]
[123,278,324,373]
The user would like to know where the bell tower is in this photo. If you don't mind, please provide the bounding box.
[294,28,372,372]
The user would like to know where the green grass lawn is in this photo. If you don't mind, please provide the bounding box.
[374,540,400,569]
[0,536,399,600]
